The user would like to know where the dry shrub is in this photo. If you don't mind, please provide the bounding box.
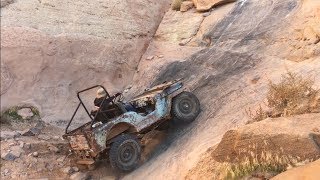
[222,152,306,179]
[247,72,320,123]
[245,105,269,124]
[171,0,185,10]
[267,72,319,115]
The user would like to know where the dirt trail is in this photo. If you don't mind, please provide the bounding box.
[125,0,320,179]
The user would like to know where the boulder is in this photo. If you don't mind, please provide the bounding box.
[48,144,60,153]
[70,172,90,180]
[101,176,116,180]
[32,152,39,157]
[11,145,24,157]
[0,131,21,140]
[45,163,54,171]
[213,114,320,163]
[1,152,19,161]
[35,121,46,130]
[53,136,60,140]
[1,168,11,177]
[72,167,79,172]
[21,127,41,136]
[57,155,66,162]
[6,139,16,146]
[38,134,51,141]
[180,1,194,12]
[24,143,31,149]
[17,108,34,119]
[61,166,74,174]
[2,145,24,161]
[20,121,45,136]
[192,0,236,11]
[272,159,320,180]
[19,141,24,148]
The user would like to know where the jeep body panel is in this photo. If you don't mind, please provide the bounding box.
[92,94,171,151]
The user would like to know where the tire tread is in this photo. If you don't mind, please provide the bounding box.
[109,134,141,171]
[171,91,200,123]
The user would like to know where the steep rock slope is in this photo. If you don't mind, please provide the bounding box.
[126,0,320,179]
[1,0,170,125]
[214,114,320,163]
[186,113,320,180]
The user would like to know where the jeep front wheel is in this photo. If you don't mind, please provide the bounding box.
[171,91,200,124]
[109,134,141,171]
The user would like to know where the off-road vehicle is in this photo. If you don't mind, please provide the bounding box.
[63,80,200,171]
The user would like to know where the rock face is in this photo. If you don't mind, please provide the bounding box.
[0,0,13,7]
[266,0,320,62]
[125,0,320,179]
[213,114,320,163]
[0,0,170,126]
[188,1,235,46]
[155,10,204,43]
[185,114,320,180]
[271,159,320,180]
[192,0,236,11]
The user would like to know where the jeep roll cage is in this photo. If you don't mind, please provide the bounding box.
[65,85,114,134]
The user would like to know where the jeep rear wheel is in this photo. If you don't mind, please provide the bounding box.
[171,91,200,124]
[109,134,141,171]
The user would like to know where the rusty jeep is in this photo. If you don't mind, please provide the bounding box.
[63,80,200,171]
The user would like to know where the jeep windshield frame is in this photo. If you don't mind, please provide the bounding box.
[65,85,113,134]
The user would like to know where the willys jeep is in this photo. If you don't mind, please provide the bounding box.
[63,79,201,171]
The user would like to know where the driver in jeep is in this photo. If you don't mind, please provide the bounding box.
[91,88,121,123]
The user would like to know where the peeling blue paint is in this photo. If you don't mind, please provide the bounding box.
[94,94,170,149]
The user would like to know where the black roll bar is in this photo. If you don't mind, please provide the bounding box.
[65,85,113,134]
[65,102,81,134]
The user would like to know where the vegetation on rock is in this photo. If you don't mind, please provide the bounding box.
[223,152,301,179]
[1,106,40,124]
[171,0,187,10]
[267,72,319,115]
[247,72,320,123]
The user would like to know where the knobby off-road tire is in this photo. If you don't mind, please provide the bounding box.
[109,134,141,171]
[171,91,200,124]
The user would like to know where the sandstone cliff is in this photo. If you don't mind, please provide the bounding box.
[186,114,320,179]
[125,0,320,179]
[1,0,170,125]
